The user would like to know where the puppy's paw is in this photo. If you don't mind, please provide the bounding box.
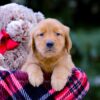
[29,70,44,87]
[51,75,67,91]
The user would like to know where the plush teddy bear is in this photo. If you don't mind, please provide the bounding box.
[0,3,45,70]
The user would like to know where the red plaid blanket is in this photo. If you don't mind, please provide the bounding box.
[0,68,89,100]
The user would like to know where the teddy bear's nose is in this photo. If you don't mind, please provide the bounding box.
[46,40,54,48]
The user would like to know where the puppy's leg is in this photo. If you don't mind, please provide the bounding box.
[21,64,44,87]
[51,66,71,91]
[51,55,74,91]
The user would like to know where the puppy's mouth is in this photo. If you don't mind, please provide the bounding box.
[41,47,61,58]
[45,48,56,53]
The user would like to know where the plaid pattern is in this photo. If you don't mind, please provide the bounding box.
[0,67,89,100]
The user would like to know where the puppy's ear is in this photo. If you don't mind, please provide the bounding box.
[28,31,35,52]
[64,26,72,54]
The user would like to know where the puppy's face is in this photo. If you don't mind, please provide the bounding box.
[31,18,72,58]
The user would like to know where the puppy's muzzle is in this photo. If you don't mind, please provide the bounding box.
[46,40,54,48]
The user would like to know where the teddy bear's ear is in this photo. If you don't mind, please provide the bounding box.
[64,26,72,54]
[34,12,45,23]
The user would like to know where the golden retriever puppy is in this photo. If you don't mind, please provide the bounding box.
[21,18,75,91]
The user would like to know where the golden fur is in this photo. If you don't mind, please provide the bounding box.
[21,18,75,91]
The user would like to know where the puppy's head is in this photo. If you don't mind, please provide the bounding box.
[30,18,72,58]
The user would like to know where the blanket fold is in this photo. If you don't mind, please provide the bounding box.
[0,67,89,100]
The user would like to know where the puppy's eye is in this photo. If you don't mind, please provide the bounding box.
[39,33,44,36]
[56,32,61,36]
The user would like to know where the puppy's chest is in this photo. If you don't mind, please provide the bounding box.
[39,61,56,73]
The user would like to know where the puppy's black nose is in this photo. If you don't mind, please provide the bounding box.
[46,40,54,48]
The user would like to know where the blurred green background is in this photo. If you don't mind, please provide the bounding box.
[0,0,100,99]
